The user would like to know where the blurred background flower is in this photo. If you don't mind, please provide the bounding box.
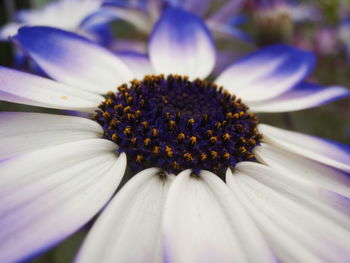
[0,0,114,72]
[0,0,106,42]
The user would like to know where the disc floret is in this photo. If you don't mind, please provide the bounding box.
[94,75,261,176]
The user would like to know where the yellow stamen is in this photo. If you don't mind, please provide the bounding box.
[144,138,151,146]
[211,151,218,159]
[184,153,194,161]
[223,133,231,140]
[136,155,143,163]
[189,136,197,145]
[177,133,185,140]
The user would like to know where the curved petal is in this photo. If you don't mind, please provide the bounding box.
[0,22,22,40]
[201,171,277,263]
[215,45,316,103]
[227,163,350,263]
[90,4,152,34]
[76,168,173,263]
[207,0,245,23]
[0,112,103,160]
[258,124,350,173]
[254,143,350,198]
[0,139,126,263]
[0,66,103,111]
[16,0,101,29]
[206,20,252,42]
[167,0,212,16]
[149,7,215,79]
[117,51,156,79]
[228,168,321,263]
[13,26,133,94]
[249,82,350,112]
[163,169,276,263]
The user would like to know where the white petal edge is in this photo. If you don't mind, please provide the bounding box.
[0,112,103,159]
[76,168,174,263]
[259,123,350,173]
[162,169,276,263]
[0,66,103,112]
[254,143,350,198]
[201,170,277,263]
[0,22,22,40]
[0,139,126,263]
[227,164,350,263]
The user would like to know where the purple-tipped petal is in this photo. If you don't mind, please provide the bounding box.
[215,45,316,102]
[166,0,212,16]
[0,66,103,111]
[149,7,215,79]
[13,26,132,94]
[249,82,350,112]
[259,124,350,173]
[94,4,153,34]
[0,139,126,263]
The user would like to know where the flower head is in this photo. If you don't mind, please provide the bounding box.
[88,0,249,45]
[94,74,261,175]
[0,6,350,263]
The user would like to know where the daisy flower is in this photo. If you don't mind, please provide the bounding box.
[1,7,350,263]
[87,0,250,44]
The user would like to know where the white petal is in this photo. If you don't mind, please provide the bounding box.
[149,7,215,79]
[16,0,101,30]
[227,163,350,263]
[201,170,277,263]
[163,169,275,263]
[0,22,22,40]
[0,139,126,263]
[259,124,350,173]
[249,82,350,112]
[227,169,321,263]
[13,26,133,94]
[76,168,174,263]
[215,45,315,103]
[97,4,153,34]
[117,52,156,79]
[0,66,103,111]
[254,143,350,198]
[0,112,103,159]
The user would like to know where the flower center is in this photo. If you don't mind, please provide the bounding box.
[94,75,261,176]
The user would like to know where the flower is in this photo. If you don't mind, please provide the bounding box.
[0,0,108,44]
[0,0,111,73]
[287,0,321,23]
[0,7,350,263]
[87,0,250,46]
[249,0,294,45]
